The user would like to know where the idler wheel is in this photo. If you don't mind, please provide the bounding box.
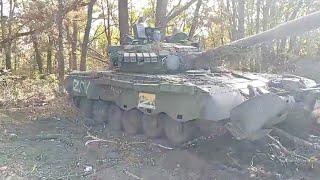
[79,97,93,118]
[92,100,110,125]
[108,104,123,131]
[142,114,164,138]
[162,114,195,146]
[121,109,143,135]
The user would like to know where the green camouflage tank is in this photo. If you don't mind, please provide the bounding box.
[65,25,319,145]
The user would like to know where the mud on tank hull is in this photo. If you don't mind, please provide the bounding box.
[65,71,318,145]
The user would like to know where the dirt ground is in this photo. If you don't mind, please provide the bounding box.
[0,106,320,180]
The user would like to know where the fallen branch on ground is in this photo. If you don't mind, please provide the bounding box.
[271,127,320,150]
[122,169,143,180]
[266,134,320,169]
[150,143,174,150]
[84,132,118,146]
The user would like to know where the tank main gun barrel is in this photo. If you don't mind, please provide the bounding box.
[189,11,320,68]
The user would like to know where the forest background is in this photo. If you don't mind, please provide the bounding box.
[0,0,320,110]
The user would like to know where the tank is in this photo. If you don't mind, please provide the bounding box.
[65,12,320,145]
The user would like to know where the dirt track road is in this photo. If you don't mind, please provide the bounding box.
[0,111,319,180]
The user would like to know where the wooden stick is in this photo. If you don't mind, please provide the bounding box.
[123,169,143,180]
[85,132,117,145]
[271,127,320,150]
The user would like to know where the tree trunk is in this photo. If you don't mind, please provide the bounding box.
[231,0,237,41]
[278,38,286,54]
[1,0,14,70]
[226,0,232,40]
[11,41,17,70]
[32,33,43,74]
[261,0,271,69]
[71,19,78,70]
[107,0,112,46]
[286,5,301,56]
[289,36,299,55]
[102,0,112,46]
[262,0,270,31]
[57,0,65,85]
[247,2,254,36]
[80,0,96,71]
[269,0,277,27]
[0,0,3,39]
[238,0,245,39]
[118,0,129,45]
[155,0,169,33]
[256,0,261,34]
[5,43,12,70]
[6,0,14,70]
[189,0,202,38]
[219,0,225,45]
[1,0,6,68]
[66,22,72,72]
[47,36,53,74]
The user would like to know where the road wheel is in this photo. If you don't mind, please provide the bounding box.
[92,100,110,125]
[72,96,81,108]
[121,109,143,135]
[162,114,195,146]
[108,104,123,131]
[142,114,163,138]
[79,97,93,118]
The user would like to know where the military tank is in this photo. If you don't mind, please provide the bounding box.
[65,12,320,145]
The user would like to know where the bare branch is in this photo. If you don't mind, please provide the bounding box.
[166,0,197,22]
[0,30,36,48]
[0,0,88,48]
[167,0,182,18]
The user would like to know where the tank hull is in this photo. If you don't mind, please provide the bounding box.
[65,70,318,144]
[66,71,250,122]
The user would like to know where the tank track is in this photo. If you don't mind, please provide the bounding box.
[73,96,200,146]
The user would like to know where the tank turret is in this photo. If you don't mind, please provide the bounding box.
[108,26,202,74]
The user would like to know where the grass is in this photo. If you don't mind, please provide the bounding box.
[0,73,78,120]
